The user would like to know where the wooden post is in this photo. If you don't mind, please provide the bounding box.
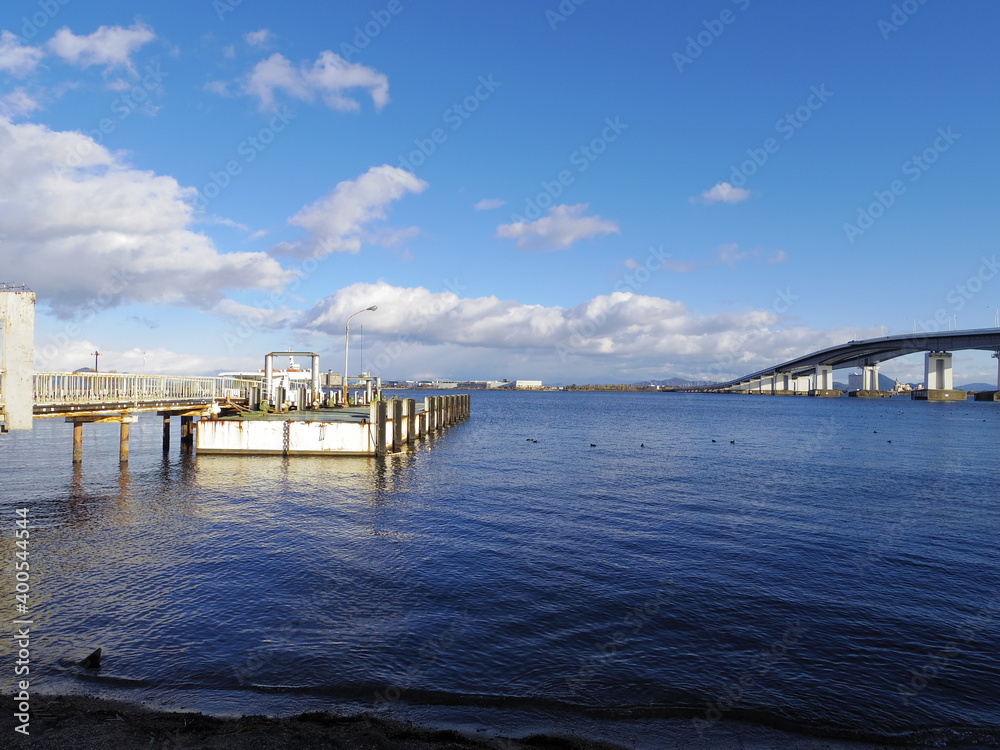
[392,398,403,452]
[162,415,170,451]
[404,399,415,444]
[375,400,387,457]
[72,421,83,463]
[180,416,193,446]
[119,420,131,463]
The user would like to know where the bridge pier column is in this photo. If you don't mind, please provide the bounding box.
[759,374,774,394]
[162,415,171,451]
[809,365,841,396]
[180,416,194,446]
[916,351,966,400]
[73,421,84,463]
[815,366,834,390]
[862,364,880,391]
[925,352,954,390]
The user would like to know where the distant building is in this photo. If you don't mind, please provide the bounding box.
[848,372,863,391]
[456,380,506,389]
[514,380,543,389]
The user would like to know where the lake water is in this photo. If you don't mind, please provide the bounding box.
[2,391,998,747]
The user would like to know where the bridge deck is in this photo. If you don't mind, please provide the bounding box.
[2,371,263,428]
[693,328,1000,391]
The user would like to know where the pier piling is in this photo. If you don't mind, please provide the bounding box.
[72,421,83,463]
[119,421,131,463]
[375,400,387,457]
[391,398,403,451]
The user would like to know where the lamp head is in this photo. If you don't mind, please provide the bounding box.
[368,305,378,311]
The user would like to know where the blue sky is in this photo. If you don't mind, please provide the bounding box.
[2,0,999,384]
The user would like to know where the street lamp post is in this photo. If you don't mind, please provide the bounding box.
[343,305,378,405]
[92,350,100,373]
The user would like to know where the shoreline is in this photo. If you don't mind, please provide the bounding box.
[1,693,977,749]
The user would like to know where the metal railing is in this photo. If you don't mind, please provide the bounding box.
[31,372,262,406]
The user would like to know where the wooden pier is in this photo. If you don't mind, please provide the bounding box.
[196,394,471,457]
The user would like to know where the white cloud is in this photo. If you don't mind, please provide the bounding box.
[627,256,698,273]
[474,198,505,211]
[0,31,44,76]
[0,116,297,316]
[715,244,787,267]
[274,165,427,258]
[717,243,757,266]
[295,280,807,382]
[211,299,298,329]
[48,22,156,72]
[203,79,231,97]
[496,203,619,251]
[244,51,388,111]
[0,88,41,118]
[244,29,273,47]
[34,341,257,376]
[694,181,750,205]
[662,258,699,273]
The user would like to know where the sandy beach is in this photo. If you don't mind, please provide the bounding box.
[3,695,625,749]
[0,694,950,749]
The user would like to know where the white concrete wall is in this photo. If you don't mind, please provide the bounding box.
[925,352,954,390]
[815,366,833,390]
[0,291,35,431]
[197,418,375,455]
[862,364,880,391]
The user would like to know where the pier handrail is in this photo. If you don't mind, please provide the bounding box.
[32,372,262,405]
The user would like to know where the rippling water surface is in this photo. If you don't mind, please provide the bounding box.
[2,391,998,745]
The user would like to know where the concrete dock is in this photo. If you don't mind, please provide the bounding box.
[196,394,470,457]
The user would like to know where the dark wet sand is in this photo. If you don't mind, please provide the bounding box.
[0,695,629,749]
[0,694,954,749]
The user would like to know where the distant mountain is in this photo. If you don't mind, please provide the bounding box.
[957,382,997,392]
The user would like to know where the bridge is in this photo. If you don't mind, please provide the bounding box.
[0,287,271,460]
[1,369,264,461]
[2,288,398,461]
[684,328,1000,400]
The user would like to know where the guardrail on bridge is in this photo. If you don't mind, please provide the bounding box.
[30,372,262,406]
